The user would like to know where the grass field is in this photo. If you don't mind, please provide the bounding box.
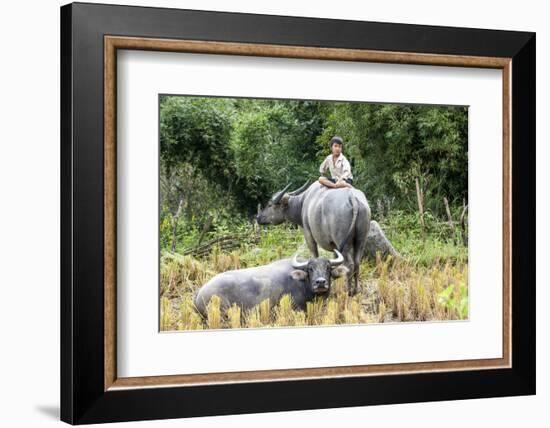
[159,214,468,331]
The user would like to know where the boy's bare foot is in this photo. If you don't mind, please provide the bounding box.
[335,179,352,188]
[319,177,352,189]
[319,177,336,188]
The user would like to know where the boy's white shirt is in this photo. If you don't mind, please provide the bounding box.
[319,153,353,180]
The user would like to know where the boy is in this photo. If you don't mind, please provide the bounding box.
[318,136,353,188]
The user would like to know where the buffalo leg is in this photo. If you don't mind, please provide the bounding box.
[343,246,356,296]
[303,227,319,258]
[352,203,371,296]
[353,224,369,296]
[352,250,362,296]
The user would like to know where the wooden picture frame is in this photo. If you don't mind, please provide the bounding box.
[61,2,535,424]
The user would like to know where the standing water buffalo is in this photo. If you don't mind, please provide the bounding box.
[194,250,348,318]
[256,181,371,296]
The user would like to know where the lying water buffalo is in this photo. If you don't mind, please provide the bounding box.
[257,181,371,296]
[194,250,348,318]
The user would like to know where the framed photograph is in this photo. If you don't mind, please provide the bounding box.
[60,2,535,424]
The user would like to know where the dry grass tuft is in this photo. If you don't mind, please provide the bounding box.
[226,303,242,329]
[206,295,222,329]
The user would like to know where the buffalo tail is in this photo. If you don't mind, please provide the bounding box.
[338,192,358,253]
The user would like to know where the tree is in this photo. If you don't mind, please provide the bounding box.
[160,95,235,186]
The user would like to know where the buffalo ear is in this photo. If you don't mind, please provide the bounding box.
[281,193,290,206]
[290,269,307,281]
[331,265,349,278]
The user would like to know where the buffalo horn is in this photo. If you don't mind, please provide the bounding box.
[272,182,293,204]
[291,252,308,269]
[329,249,344,266]
[288,179,311,196]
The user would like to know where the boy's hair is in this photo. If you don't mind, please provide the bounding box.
[330,135,344,148]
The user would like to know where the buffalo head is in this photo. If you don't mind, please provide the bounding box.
[256,180,310,225]
[289,250,348,295]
